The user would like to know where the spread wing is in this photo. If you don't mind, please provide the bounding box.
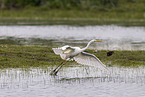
[52,45,75,60]
[74,52,108,70]
[52,48,63,55]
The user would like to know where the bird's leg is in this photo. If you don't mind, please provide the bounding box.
[53,61,68,75]
[50,61,64,75]
[54,58,72,75]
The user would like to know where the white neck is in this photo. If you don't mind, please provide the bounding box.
[82,40,94,51]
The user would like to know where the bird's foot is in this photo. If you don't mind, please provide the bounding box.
[49,70,56,75]
[50,70,58,75]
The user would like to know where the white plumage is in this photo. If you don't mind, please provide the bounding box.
[74,52,107,70]
[52,39,108,71]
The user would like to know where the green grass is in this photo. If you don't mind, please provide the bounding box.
[0,45,145,69]
[0,0,145,25]
[0,4,145,26]
[0,45,59,68]
[87,50,145,67]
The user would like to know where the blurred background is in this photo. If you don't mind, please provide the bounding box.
[0,0,145,25]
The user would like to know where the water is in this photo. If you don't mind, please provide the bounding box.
[0,25,145,97]
[0,66,145,97]
[0,25,145,50]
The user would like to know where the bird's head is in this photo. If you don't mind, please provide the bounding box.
[93,39,102,42]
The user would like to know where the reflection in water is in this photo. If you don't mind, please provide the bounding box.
[0,66,145,97]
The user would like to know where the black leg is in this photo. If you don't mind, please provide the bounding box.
[50,61,64,75]
[53,64,64,75]
[53,61,68,75]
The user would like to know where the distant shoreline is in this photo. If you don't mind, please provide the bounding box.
[0,17,145,26]
[0,9,145,26]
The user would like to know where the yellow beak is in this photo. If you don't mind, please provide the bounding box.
[94,40,102,42]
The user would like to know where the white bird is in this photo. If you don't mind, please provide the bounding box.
[50,39,108,75]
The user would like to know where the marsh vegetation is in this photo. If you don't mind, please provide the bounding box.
[0,44,145,69]
[0,25,145,68]
[0,0,145,25]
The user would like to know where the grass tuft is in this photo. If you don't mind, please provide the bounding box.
[0,45,145,69]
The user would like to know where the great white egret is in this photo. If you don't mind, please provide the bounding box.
[50,39,108,75]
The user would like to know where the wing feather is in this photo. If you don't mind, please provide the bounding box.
[52,48,63,55]
[52,45,74,55]
[74,52,108,70]
[52,45,75,60]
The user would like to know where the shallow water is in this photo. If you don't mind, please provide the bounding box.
[0,25,145,97]
[0,25,145,50]
[0,66,145,97]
